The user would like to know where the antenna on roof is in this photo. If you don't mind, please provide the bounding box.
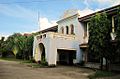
[38,11,40,31]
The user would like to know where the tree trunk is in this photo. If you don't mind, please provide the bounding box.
[100,57,103,70]
[105,58,111,71]
[106,58,108,70]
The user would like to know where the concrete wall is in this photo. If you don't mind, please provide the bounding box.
[33,13,85,66]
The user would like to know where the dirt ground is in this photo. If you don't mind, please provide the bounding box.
[0,59,95,79]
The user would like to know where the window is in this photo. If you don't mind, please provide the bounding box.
[70,24,74,34]
[84,23,87,38]
[40,35,42,38]
[61,27,64,34]
[43,34,46,38]
[84,22,89,38]
[112,15,118,33]
[66,26,69,34]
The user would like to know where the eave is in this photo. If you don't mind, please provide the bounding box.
[78,4,120,22]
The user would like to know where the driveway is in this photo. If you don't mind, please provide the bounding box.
[0,59,94,79]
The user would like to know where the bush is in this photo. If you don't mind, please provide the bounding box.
[16,53,22,59]
[41,60,48,66]
[79,60,85,66]
[88,70,114,79]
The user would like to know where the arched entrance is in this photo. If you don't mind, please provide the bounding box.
[39,43,46,62]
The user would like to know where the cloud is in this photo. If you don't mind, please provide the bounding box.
[96,0,120,6]
[79,8,94,17]
[110,0,120,6]
[39,17,57,30]
[88,0,120,6]
[83,0,90,8]
[95,0,110,3]
[79,8,101,17]
[83,0,120,9]
[82,0,120,17]
[0,4,37,21]
[0,4,40,36]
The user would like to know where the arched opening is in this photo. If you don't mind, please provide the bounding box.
[70,24,74,34]
[61,27,64,34]
[39,43,46,62]
[66,26,69,34]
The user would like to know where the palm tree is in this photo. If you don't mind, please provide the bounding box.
[5,33,34,60]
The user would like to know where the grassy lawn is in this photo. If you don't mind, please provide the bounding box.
[0,57,22,61]
[88,70,115,79]
[0,57,48,68]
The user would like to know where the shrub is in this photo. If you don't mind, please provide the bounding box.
[79,60,85,66]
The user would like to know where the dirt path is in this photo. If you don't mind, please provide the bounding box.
[0,59,94,79]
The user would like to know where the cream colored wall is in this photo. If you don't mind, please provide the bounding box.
[57,14,84,43]
[33,14,85,66]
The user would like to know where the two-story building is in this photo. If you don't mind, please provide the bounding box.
[79,4,120,65]
[33,4,120,66]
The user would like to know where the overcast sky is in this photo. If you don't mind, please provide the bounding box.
[0,0,120,37]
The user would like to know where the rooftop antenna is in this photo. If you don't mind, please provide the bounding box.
[38,11,40,31]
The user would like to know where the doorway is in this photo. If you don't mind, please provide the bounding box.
[57,49,76,65]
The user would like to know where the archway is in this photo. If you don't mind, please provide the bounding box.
[60,27,64,34]
[39,43,46,62]
[70,24,74,34]
[66,26,69,34]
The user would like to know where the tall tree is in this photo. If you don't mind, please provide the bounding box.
[115,6,120,63]
[0,37,6,57]
[6,33,22,56]
[88,12,111,70]
[26,35,34,60]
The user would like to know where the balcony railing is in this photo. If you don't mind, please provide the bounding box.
[36,32,76,41]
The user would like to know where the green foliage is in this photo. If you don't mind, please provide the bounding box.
[79,60,85,66]
[3,33,34,60]
[0,37,9,57]
[41,56,48,66]
[116,7,120,40]
[88,12,111,58]
[88,12,112,70]
[0,57,20,61]
[115,6,120,62]
[88,70,114,79]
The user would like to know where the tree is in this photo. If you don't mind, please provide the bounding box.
[5,33,26,59]
[6,33,22,57]
[115,6,120,63]
[0,37,6,57]
[16,35,34,60]
[26,35,34,60]
[88,12,111,70]
[0,32,34,60]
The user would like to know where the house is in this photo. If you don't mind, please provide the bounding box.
[79,4,120,66]
[33,4,120,66]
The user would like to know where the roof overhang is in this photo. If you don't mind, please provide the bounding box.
[78,4,120,22]
[79,43,88,49]
[57,13,79,23]
[57,48,76,51]
[37,25,58,34]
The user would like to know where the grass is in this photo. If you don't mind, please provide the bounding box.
[0,57,22,61]
[30,63,47,68]
[88,70,115,79]
[0,57,47,68]
[0,57,48,68]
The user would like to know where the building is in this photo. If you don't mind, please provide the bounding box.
[33,4,120,66]
[79,4,120,65]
